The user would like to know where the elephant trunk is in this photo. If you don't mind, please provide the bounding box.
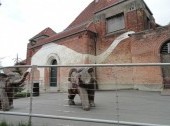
[10,71,29,85]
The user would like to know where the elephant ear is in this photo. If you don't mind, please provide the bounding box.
[68,68,77,81]
[88,67,94,73]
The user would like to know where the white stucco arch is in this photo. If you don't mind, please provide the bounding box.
[45,53,60,91]
[46,53,60,65]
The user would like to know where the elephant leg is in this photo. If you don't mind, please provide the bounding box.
[68,89,76,105]
[78,87,90,111]
[87,84,95,107]
[7,91,14,108]
[6,87,14,108]
[0,89,10,111]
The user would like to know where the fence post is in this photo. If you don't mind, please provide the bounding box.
[28,65,37,125]
[113,67,120,126]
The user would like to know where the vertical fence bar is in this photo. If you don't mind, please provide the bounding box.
[116,81,120,126]
[114,67,120,126]
[28,65,36,125]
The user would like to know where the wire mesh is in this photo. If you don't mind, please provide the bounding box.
[0,64,170,126]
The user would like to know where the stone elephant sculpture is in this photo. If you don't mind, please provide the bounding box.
[0,71,29,111]
[68,67,97,111]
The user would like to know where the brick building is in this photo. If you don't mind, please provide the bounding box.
[26,0,170,92]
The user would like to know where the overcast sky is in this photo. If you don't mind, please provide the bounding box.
[0,0,170,66]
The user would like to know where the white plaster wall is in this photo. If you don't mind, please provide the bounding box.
[31,31,134,65]
[31,31,134,91]
[31,43,92,65]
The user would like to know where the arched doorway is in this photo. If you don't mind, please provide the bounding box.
[160,40,170,89]
[50,59,57,87]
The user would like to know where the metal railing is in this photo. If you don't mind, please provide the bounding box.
[0,63,170,126]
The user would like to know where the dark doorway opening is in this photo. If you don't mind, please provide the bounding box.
[50,59,57,87]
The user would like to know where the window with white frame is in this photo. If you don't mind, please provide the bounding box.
[106,13,125,33]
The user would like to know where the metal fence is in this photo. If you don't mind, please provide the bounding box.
[0,63,170,126]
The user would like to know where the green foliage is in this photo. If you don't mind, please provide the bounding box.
[14,92,30,99]
[13,88,25,99]
[0,120,30,126]
[0,120,8,126]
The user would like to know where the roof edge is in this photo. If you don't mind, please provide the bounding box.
[94,0,127,14]
[28,29,97,49]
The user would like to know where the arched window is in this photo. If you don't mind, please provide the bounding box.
[160,40,170,54]
[160,40,170,89]
[51,59,57,65]
[50,59,57,87]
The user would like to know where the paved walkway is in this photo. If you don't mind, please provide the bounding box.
[0,90,170,126]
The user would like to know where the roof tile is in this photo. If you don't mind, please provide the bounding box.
[30,27,56,41]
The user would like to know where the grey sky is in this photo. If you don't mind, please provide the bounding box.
[0,0,170,66]
[144,0,170,25]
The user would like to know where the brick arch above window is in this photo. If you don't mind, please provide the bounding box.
[160,40,170,54]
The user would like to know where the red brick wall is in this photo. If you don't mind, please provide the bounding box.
[43,31,96,90]
[26,2,169,91]
[95,26,170,90]
[26,46,43,65]
[96,39,133,89]
[125,9,147,32]
[131,27,170,85]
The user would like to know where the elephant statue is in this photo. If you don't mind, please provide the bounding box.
[0,71,29,111]
[68,67,97,111]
